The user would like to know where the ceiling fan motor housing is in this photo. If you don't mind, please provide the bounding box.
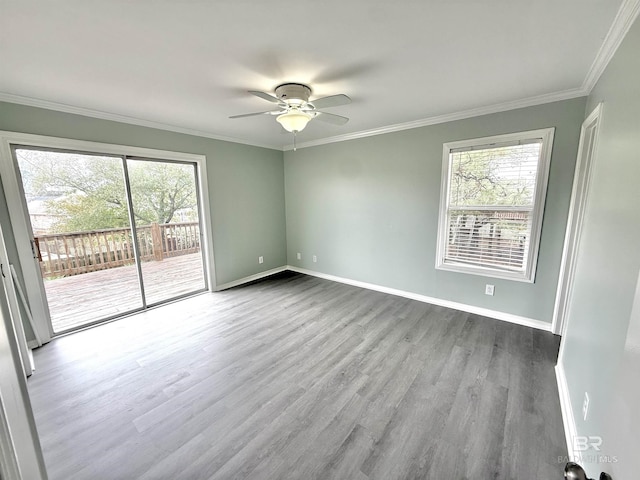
[275,83,311,106]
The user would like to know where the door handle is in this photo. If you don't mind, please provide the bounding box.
[31,238,43,262]
[564,462,613,480]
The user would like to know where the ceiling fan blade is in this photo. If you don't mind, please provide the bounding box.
[310,94,351,109]
[248,90,283,104]
[229,110,282,119]
[314,111,349,125]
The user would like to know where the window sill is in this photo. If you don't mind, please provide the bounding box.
[436,261,535,283]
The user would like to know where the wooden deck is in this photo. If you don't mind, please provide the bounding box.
[44,253,206,332]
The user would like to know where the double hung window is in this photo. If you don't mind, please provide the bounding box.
[436,128,554,282]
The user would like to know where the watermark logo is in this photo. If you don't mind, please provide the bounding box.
[558,454,618,464]
[557,436,618,464]
[574,435,602,451]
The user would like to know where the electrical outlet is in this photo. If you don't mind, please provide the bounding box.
[312,255,317,263]
[583,392,590,421]
[485,284,495,296]
[258,256,264,264]
[296,252,301,260]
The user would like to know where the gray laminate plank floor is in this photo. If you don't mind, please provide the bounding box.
[27,272,567,479]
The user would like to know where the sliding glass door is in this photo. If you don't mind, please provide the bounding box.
[126,157,206,306]
[13,147,207,333]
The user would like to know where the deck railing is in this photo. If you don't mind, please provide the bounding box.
[35,222,201,278]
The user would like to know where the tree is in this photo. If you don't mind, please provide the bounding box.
[449,143,539,207]
[16,149,198,233]
[446,143,540,268]
[128,160,197,225]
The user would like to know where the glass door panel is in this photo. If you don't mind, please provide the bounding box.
[126,158,206,305]
[14,148,143,333]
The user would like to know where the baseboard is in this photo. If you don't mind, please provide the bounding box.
[214,264,552,332]
[214,266,287,291]
[556,363,580,463]
[27,340,40,350]
[286,265,552,332]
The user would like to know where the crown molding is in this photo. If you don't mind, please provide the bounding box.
[0,86,594,154]
[582,0,640,93]
[0,92,280,151]
[0,87,589,154]
[286,0,640,151]
[4,0,637,156]
[284,87,587,151]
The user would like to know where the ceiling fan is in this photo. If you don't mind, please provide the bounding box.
[230,83,351,146]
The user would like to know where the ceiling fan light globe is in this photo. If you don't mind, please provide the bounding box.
[276,110,312,133]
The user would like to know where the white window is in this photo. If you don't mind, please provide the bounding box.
[436,128,554,282]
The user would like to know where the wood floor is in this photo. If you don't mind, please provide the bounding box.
[43,253,206,332]
[28,272,566,479]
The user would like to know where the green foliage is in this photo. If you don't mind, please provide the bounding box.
[128,160,197,225]
[48,194,129,231]
[450,144,540,207]
[16,149,198,234]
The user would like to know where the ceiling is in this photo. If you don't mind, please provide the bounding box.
[0,0,627,150]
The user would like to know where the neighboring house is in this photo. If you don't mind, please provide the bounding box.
[25,196,64,236]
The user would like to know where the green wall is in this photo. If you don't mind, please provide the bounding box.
[559,15,640,478]
[0,94,587,334]
[0,95,587,329]
[285,98,586,323]
[0,102,287,290]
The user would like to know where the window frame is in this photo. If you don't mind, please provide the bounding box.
[435,128,555,283]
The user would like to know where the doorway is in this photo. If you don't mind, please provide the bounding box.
[0,133,214,339]
[552,103,603,335]
[14,147,208,333]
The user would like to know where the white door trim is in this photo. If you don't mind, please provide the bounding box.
[0,135,53,343]
[552,103,603,335]
[0,131,217,341]
[0,229,47,480]
[0,224,33,377]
